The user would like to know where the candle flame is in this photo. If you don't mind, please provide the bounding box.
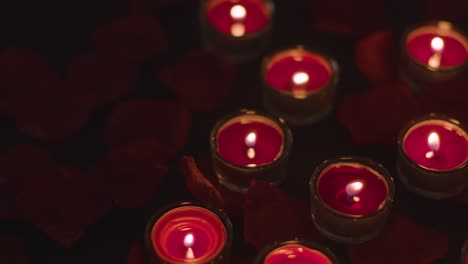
[292,72,309,86]
[431,37,445,52]
[425,132,440,159]
[230,5,247,20]
[184,234,194,248]
[345,181,363,197]
[245,132,256,147]
[428,132,440,151]
[230,23,246,37]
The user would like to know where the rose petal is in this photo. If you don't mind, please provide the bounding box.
[180,156,224,209]
[0,48,58,115]
[337,82,423,145]
[15,80,95,142]
[355,30,397,85]
[130,0,186,15]
[127,242,149,264]
[180,157,245,216]
[92,16,168,63]
[0,144,55,220]
[158,49,236,112]
[0,235,28,264]
[348,212,448,264]
[244,180,323,250]
[308,0,385,36]
[16,167,113,248]
[92,139,169,208]
[104,100,191,155]
[419,82,468,123]
[426,0,468,24]
[67,54,137,106]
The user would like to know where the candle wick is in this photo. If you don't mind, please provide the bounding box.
[425,150,436,159]
[186,247,195,259]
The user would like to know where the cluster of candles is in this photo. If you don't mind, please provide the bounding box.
[144,0,468,263]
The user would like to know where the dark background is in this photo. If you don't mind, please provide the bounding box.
[1,0,467,263]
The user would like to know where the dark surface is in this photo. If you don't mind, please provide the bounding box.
[1,0,467,263]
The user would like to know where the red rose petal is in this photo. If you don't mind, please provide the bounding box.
[244,180,323,250]
[92,16,168,63]
[15,80,95,142]
[67,54,137,106]
[308,0,385,36]
[0,235,28,264]
[127,242,149,264]
[104,100,191,154]
[180,157,245,216]
[337,82,423,145]
[348,212,448,264]
[0,144,55,220]
[419,82,468,123]
[180,156,224,209]
[92,139,169,208]
[0,48,58,115]
[16,167,113,248]
[426,0,468,24]
[355,30,397,85]
[158,49,236,112]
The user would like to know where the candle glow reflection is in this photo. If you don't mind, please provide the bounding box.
[428,37,444,68]
[184,234,195,259]
[425,132,440,159]
[345,181,363,202]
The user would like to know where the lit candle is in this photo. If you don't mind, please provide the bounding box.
[146,202,232,263]
[200,0,274,62]
[210,109,292,193]
[262,46,339,125]
[254,240,339,264]
[400,20,468,91]
[397,114,468,199]
[310,157,394,243]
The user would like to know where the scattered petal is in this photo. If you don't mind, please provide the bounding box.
[92,139,169,208]
[337,82,423,145]
[127,242,149,264]
[180,156,224,209]
[244,180,323,250]
[0,48,58,115]
[348,212,448,264]
[158,49,236,112]
[104,100,191,155]
[0,235,28,264]
[355,30,397,85]
[16,167,113,248]
[308,0,385,36]
[15,80,95,142]
[92,16,168,62]
[67,54,137,106]
[426,0,468,24]
[0,144,55,220]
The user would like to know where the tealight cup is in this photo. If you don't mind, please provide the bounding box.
[145,201,233,264]
[310,156,395,243]
[199,0,275,62]
[210,109,292,193]
[253,240,340,264]
[261,46,339,125]
[397,113,468,199]
[399,20,468,93]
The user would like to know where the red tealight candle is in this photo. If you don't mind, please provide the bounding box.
[400,21,468,90]
[199,0,274,62]
[264,244,333,264]
[317,164,389,216]
[397,114,468,199]
[310,157,394,243]
[254,240,339,264]
[206,0,270,36]
[146,202,232,263]
[211,109,292,193]
[262,46,339,125]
